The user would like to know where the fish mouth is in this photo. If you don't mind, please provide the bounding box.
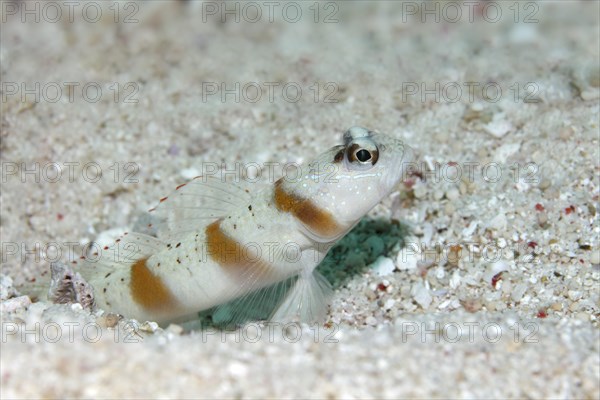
[381,141,417,193]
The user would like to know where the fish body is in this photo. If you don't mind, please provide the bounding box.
[64,127,413,324]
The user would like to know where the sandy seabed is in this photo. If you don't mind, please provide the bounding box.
[1,1,599,398]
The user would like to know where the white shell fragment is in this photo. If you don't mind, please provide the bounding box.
[371,256,396,277]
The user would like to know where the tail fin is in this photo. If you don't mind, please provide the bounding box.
[48,261,95,310]
[45,231,165,310]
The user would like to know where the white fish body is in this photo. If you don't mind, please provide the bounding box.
[62,127,413,325]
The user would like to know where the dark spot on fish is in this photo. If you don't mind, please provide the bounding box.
[334,149,344,163]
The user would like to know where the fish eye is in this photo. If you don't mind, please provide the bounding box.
[348,143,379,165]
[356,149,371,162]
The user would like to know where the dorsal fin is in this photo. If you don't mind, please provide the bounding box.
[148,175,255,240]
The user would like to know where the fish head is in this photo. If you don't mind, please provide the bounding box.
[284,126,414,240]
